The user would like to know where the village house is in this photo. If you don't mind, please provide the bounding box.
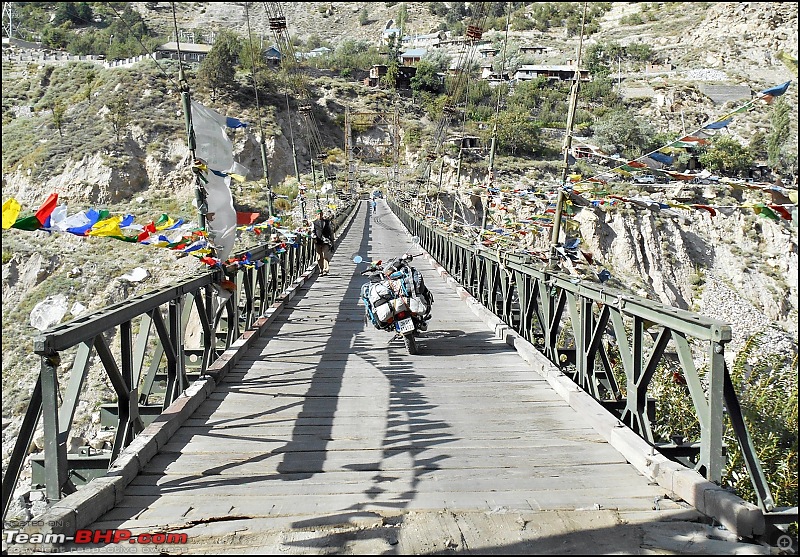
[263,45,282,66]
[402,31,448,49]
[364,64,416,89]
[400,48,426,67]
[519,45,548,56]
[382,27,402,46]
[514,63,591,82]
[155,42,212,63]
[306,46,332,58]
[477,43,499,58]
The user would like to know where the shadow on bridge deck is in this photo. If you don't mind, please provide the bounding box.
[61,200,767,554]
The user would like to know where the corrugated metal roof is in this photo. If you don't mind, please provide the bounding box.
[158,42,212,53]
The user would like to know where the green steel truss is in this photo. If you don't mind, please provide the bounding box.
[391,199,789,523]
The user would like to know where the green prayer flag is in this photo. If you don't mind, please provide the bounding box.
[11,215,42,231]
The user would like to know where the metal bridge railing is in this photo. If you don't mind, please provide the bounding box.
[2,205,355,520]
[391,199,791,526]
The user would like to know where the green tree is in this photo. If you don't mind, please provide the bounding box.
[396,3,409,32]
[82,69,97,101]
[698,136,754,176]
[591,109,658,159]
[767,98,796,177]
[579,77,621,108]
[427,2,448,16]
[51,102,66,139]
[106,96,130,143]
[74,2,93,24]
[385,32,401,66]
[423,49,451,72]
[53,3,79,26]
[749,131,768,162]
[381,62,399,90]
[198,30,242,101]
[40,25,70,50]
[585,41,625,78]
[511,12,537,31]
[103,4,153,59]
[625,42,653,63]
[411,60,442,95]
[495,109,541,156]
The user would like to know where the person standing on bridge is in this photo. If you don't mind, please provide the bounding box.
[312,209,334,276]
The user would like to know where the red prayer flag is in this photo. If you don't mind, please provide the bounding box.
[693,204,717,217]
[34,193,58,225]
[236,211,260,225]
[769,205,792,220]
[137,221,157,243]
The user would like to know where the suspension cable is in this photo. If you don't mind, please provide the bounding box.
[480,1,513,239]
[262,2,327,170]
[414,2,494,183]
[243,2,274,218]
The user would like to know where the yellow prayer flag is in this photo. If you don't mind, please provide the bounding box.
[2,198,22,229]
[88,215,123,237]
[155,217,176,231]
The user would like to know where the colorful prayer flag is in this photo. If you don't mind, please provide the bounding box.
[34,193,58,226]
[759,81,791,98]
[2,198,21,229]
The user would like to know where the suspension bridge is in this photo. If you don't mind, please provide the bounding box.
[2,199,792,555]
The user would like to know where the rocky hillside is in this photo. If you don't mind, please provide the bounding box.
[2,1,797,522]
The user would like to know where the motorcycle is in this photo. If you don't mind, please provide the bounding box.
[354,240,434,355]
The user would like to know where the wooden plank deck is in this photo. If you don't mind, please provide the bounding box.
[67,201,764,554]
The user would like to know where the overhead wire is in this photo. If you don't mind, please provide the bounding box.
[415,2,495,180]
[243,1,274,217]
[103,2,180,90]
[262,2,327,171]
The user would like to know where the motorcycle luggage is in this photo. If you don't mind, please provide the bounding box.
[375,303,394,324]
[391,297,409,313]
[408,296,428,316]
[368,282,393,306]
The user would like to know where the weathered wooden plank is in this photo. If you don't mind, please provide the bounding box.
[102,489,668,519]
[157,433,619,454]
[136,446,630,478]
[124,473,660,500]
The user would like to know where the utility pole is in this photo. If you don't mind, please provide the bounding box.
[259,138,274,217]
[548,1,587,271]
[285,93,300,182]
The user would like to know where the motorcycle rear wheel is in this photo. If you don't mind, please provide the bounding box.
[403,333,417,355]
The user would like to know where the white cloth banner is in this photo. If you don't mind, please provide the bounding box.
[190,100,244,264]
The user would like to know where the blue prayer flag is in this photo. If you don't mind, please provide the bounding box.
[649,152,674,164]
[703,118,732,130]
[759,81,791,98]
[226,117,248,129]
